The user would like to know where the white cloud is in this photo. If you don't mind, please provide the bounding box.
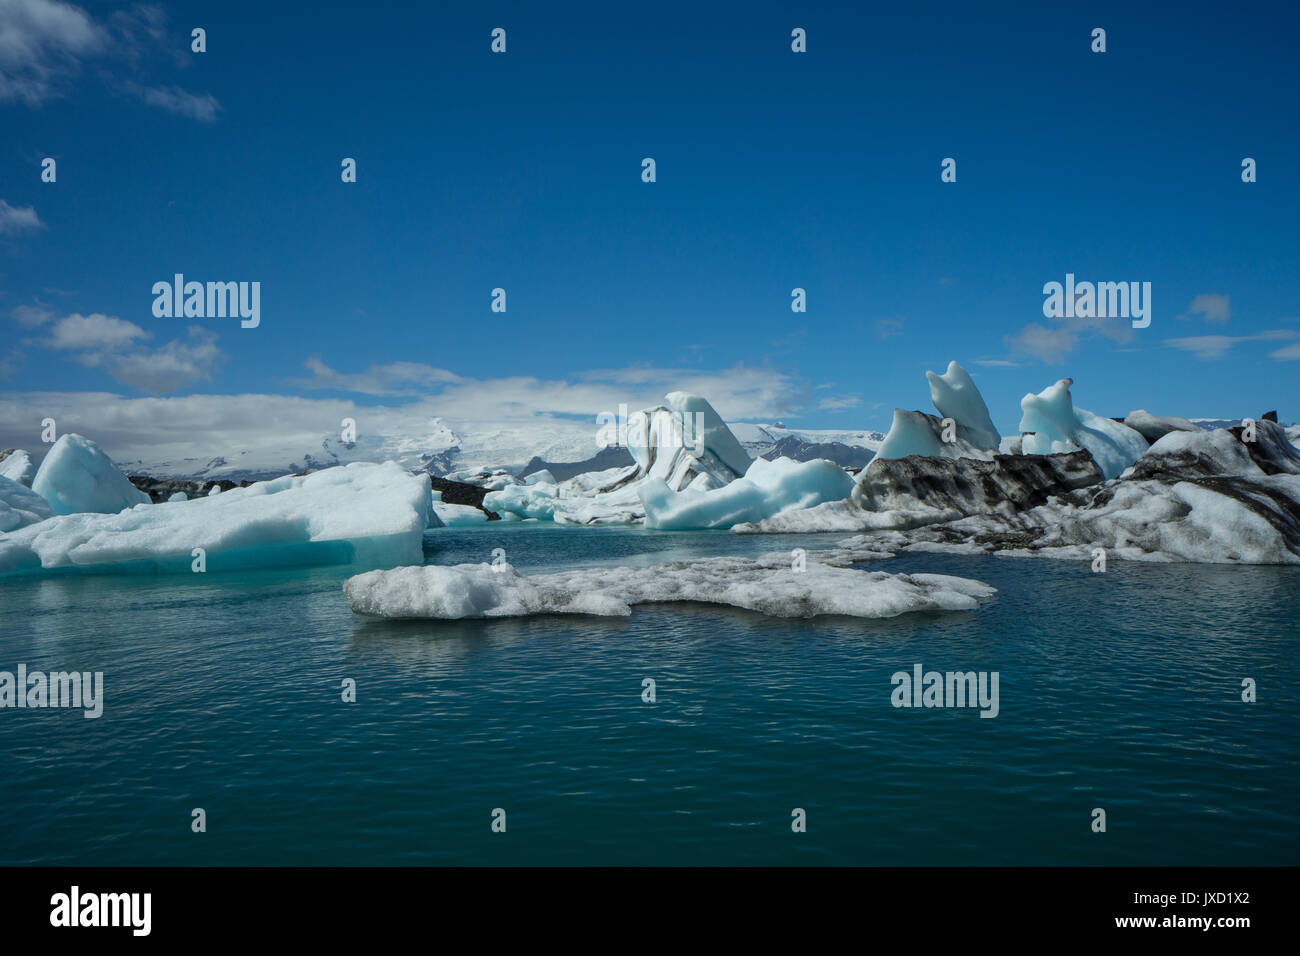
[295,357,466,396]
[0,0,219,119]
[1183,293,1231,323]
[76,326,223,393]
[0,198,44,234]
[817,394,861,410]
[11,304,225,393]
[131,83,220,123]
[1165,330,1296,360]
[0,360,825,466]
[44,312,147,350]
[0,0,103,104]
[1269,342,1300,361]
[1005,323,1077,364]
[875,317,904,339]
[10,302,53,325]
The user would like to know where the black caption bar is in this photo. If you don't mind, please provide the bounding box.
[0,866,1287,942]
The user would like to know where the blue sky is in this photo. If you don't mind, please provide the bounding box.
[2,0,1298,459]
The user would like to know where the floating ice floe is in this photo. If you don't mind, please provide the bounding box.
[0,461,432,577]
[31,435,150,516]
[1018,379,1148,479]
[834,420,1300,564]
[344,552,996,620]
[0,476,53,532]
[639,455,854,530]
[0,449,35,487]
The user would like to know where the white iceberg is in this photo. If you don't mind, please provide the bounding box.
[874,362,999,462]
[31,434,150,516]
[927,360,1001,451]
[0,475,54,532]
[0,461,432,577]
[626,391,753,485]
[1019,379,1147,479]
[486,392,754,525]
[639,456,854,530]
[0,449,35,487]
[344,555,996,620]
[874,409,996,462]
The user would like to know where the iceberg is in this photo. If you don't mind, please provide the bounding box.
[927,360,1001,451]
[0,475,54,532]
[344,554,996,620]
[0,461,432,577]
[627,391,753,485]
[31,434,150,516]
[1019,379,1148,479]
[874,409,996,462]
[835,420,1300,565]
[639,456,854,530]
[874,362,999,462]
[485,392,754,525]
[0,449,35,486]
[736,450,1102,533]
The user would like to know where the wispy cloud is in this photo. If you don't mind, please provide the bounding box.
[875,317,904,339]
[1005,323,1077,364]
[43,312,148,350]
[295,358,466,396]
[0,199,44,234]
[74,326,223,393]
[127,82,220,123]
[0,0,103,105]
[299,357,811,422]
[1165,329,1297,360]
[9,303,225,392]
[1182,293,1231,323]
[0,0,220,119]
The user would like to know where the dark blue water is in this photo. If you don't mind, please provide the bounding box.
[0,524,1296,865]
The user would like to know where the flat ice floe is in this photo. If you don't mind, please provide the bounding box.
[0,461,432,576]
[344,554,996,620]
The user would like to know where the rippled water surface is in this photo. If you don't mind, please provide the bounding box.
[1,524,1296,865]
